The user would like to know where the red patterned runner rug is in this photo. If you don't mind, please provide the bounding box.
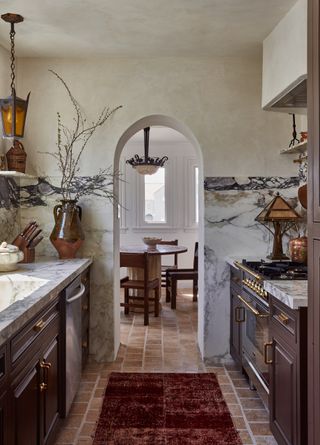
[93,372,241,444]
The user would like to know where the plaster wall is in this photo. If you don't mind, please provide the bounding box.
[11,55,300,362]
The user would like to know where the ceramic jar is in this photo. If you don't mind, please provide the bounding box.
[50,200,85,259]
[0,242,24,271]
[289,236,308,264]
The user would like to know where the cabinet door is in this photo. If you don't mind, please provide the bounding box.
[230,288,243,363]
[13,363,40,445]
[0,391,10,445]
[269,333,297,445]
[42,338,59,444]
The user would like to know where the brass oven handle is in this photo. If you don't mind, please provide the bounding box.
[234,261,262,281]
[264,342,273,364]
[277,313,289,325]
[237,295,269,318]
[235,306,245,323]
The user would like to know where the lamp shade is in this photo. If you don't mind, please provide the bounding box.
[0,89,30,138]
[255,193,300,222]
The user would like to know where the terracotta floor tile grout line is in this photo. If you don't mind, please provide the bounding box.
[225,368,257,445]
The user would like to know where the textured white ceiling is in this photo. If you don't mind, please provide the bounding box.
[0,0,297,58]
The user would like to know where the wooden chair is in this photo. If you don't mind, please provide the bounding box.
[120,252,160,326]
[158,239,179,288]
[166,242,198,309]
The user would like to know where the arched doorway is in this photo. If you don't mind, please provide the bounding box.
[113,114,205,358]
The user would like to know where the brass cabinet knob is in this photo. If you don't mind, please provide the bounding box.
[82,341,88,348]
[278,313,289,325]
[82,304,89,311]
[33,319,45,332]
[40,360,51,369]
[39,382,48,392]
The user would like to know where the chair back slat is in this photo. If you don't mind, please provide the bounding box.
[120,252,146,269]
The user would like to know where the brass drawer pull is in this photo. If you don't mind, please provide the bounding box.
[277,313,289,325]
[39,382,47,392]
[264,342,273,364]
[40,360,51,369]
[33,319,45,332]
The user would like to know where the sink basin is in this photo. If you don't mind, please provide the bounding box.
[0,274,48,313]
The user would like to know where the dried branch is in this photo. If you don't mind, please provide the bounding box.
[42,70,122,200]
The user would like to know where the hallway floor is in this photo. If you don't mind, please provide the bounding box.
[55,290,277,445]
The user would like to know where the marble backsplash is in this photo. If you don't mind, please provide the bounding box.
[0,177,20,242]
[0,174,306,364]
[203,175,305,363]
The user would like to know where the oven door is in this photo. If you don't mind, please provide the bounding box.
[239,290,270,390]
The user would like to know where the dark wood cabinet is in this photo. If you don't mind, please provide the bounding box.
[11,302,60,445]
[0,390,10,445]
[13,359,40,445]
[269,297,307,445]
[0,265,91,445]
[230,265,243,365]
[42,338,59,443]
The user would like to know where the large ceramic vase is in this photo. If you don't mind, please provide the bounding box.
[50,200,85,259]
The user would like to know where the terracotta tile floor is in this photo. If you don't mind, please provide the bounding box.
[54,290,278,445]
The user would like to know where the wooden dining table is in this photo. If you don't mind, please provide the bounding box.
[120,244,188,310]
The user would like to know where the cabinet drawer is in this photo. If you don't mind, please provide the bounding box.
[271,298,296,338]
[11,300,59,364]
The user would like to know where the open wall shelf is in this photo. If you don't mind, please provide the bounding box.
[280,140,307,154]
[0,171,35,179]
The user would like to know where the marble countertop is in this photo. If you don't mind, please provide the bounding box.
[264,280,308,309]
[0,257,92,347]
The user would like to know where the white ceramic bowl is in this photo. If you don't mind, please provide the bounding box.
[0,242,24,272]
[142,237,162,249]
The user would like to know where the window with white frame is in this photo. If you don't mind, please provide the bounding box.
[120,151,199,232]
[144,167,166,224]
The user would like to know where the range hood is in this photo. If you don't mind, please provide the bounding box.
[264,75,307,113]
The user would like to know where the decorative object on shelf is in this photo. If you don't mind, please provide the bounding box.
[0,241,24,271]
[0,13,30,139]
[300,131,308,142]
[289,235,308,264]
[12,221,43,263]
[255,193,301,260]
[6,139,26,173]
[142,236,162,249]
[126,127,168,175]
[41,70,122,258]
[50,200,84,259]
[288,113,300,149]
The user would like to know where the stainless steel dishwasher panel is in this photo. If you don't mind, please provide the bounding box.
[63,277,85,416]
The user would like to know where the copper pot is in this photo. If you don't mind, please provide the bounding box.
[289,236,308,264]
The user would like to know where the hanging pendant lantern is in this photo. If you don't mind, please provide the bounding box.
[0,13,30,139]
[126,127,168,175]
